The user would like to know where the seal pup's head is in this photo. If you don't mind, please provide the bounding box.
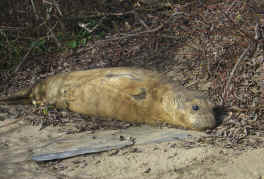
[162,88,216,131]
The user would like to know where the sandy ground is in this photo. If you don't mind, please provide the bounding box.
[1,116,264,179]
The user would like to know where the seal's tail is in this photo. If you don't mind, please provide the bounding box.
[0,87,32,104]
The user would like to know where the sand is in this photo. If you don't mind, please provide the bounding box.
[1,116,264,179]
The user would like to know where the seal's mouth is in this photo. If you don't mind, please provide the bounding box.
[189,113,216,131]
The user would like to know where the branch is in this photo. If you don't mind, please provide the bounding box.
[223,44,251,99]
[14,46,34,73]
[97,24,163,43]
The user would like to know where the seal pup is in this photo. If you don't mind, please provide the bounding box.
[0,67,216,130]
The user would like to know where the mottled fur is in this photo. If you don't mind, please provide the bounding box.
[0,67,216,130]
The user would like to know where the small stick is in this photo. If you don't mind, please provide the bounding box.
[226,1,237,13]
[96,24,163,43]
[223,44,251,99]
[79,16,106,33]
[30,0,39,20]
[132,10,150,30]
[14,46,34,73]
[45,22,62,48]
[221,9,252,41]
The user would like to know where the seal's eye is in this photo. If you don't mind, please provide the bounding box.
[192,105,199,111]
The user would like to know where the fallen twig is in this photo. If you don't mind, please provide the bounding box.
[45,22,62,48]
[30,0,39,20]
[132,10,150,30]
[221,9,252,41]
[14,45,34,73]
[96,24,163,43]
[223,44,251,101]
[79,16,107,33]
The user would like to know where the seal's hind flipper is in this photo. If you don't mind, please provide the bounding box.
[0,88,32,105]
